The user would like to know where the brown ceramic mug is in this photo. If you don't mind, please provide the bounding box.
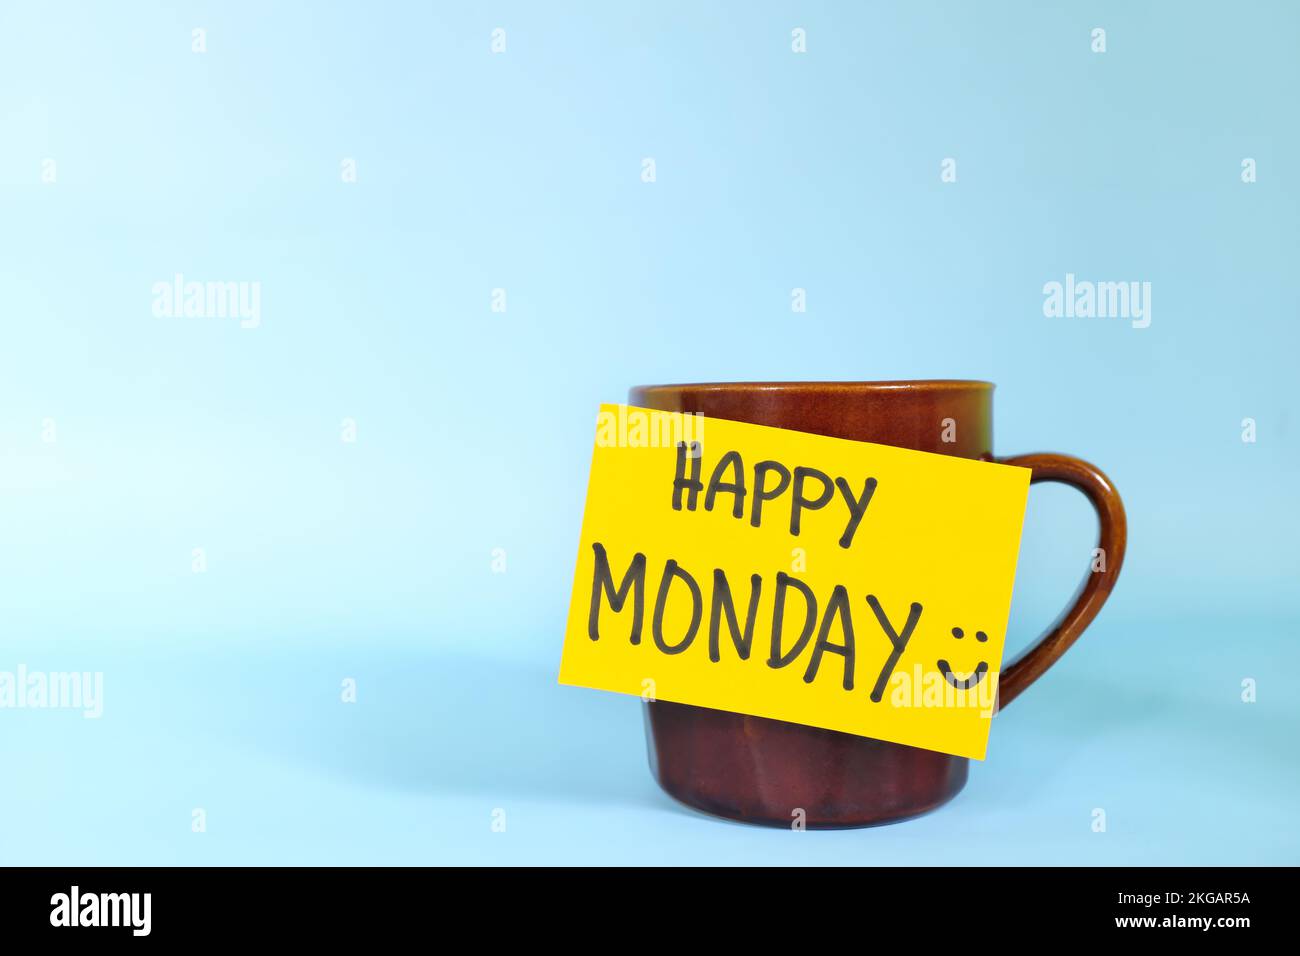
[628,380,1126,828]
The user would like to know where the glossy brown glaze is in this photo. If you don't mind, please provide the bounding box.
[629,381,1127,828]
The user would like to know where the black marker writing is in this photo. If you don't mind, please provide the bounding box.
[670,445,878,549]
[588,543,646,644]
[865,594,923,702]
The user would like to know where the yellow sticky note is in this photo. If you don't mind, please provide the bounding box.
[558,404,1031,760]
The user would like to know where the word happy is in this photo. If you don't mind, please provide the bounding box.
[671,442,878,549]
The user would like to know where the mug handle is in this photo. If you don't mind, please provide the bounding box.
[993,453,1127,708]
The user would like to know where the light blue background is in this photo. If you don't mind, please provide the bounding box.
[2,1,1296,864]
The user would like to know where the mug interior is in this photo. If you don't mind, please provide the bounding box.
[632,380,993,400]
[629,380,994,457]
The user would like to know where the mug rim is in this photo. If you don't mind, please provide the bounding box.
[632,379,994,396]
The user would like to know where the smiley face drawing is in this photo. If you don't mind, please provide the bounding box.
[937,626,990,690]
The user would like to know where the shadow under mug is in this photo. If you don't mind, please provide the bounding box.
[628,380,1127,828]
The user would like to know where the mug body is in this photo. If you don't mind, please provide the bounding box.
[628,381,994,828]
